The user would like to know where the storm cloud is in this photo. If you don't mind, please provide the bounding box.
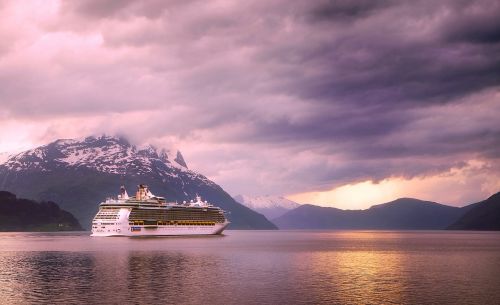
[0,0,499,205]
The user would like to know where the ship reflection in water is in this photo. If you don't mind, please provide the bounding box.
[0,231,499,304]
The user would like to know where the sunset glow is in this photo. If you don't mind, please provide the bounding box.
[289,160,500,209]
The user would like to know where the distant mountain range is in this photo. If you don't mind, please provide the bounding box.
[234,195,300,220]
[272,194,500,230]
[0,136,276,230]
[0,191,81,231]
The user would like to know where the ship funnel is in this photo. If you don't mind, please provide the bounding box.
[136,184,150,200]
[119,186,129,200]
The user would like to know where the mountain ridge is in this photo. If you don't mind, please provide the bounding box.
[273,197,472,230]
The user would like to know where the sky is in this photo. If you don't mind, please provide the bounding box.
[0,0,499,209]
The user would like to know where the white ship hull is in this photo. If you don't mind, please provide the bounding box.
[91,222,229,237]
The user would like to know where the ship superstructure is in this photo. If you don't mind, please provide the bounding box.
[91,184,229,236]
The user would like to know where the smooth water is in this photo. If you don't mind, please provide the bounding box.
[0,230,499,305]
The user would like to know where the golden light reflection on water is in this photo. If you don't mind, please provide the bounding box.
[305,250,406,304]
[293,231,500,305]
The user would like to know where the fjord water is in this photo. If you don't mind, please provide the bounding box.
[0,231,499,305]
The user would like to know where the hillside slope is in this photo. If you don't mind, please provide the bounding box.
[448,192,500,230]
[0,191,82,231]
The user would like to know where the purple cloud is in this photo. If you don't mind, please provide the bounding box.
[0,0,499,205]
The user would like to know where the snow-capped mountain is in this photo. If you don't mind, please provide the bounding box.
[3,136,190,176]
[1,136,216,189]
[0,136,276,230]
[234,194,301,220]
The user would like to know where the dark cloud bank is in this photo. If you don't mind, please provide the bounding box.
[1,0,499,200]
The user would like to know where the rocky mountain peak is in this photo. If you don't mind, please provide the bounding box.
[174,150,188,168]
[1,135,189,175]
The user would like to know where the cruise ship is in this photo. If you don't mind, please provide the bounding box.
[91,184,230,236]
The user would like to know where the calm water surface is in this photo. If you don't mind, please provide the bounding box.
[0,230,499,305]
